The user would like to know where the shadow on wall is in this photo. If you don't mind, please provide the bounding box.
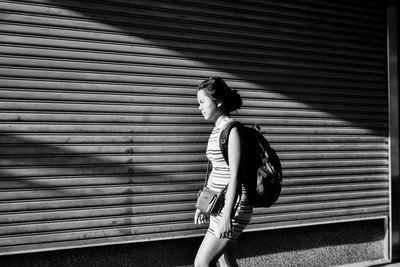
[0,133,181,191]
[40,0,389,137]
[0,132,205,240]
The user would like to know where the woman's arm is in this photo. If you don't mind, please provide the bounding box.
[218,126,242,238]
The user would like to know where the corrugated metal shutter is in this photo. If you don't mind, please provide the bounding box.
[0,0,389,254]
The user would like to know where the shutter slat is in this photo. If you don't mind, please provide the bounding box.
[0,35,386,69]
[0,46,386,76]
[0,56,386,82]
[0,134,387,144]
[0,90,387,106]
[0,173,388,190]
[0,103,388,122]
[0,68,385,90]
[0,24,385,60]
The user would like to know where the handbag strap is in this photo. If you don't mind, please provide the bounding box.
[203,160,211,188]
[202,120,242,215]
[203,160,229,192]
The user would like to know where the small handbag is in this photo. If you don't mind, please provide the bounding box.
[196,186,226,216]
[195,161,227,216]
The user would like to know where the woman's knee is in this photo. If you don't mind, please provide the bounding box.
[194,244,218,267]
[194,255,212,267]
[195,232,232,267]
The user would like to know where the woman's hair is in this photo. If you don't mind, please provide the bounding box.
[197,77,242,113]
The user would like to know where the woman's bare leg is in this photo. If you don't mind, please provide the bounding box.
[194,231,237,267]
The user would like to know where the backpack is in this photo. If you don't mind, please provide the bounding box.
[219,121,283,208]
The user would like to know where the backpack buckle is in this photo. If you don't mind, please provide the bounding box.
[252,124,261,132]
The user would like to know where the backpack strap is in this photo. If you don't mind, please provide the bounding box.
[219,120,242,165]
[219,120,243,215]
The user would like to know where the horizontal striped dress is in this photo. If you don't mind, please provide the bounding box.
[206,119,253,240]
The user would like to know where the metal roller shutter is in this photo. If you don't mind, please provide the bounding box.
[0,0,389,254]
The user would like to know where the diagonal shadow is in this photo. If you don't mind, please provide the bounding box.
[0,132,208,238]
[34,0,389,137]
[0,132,206,198]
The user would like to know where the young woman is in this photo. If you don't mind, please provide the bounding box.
[194,77,253,267]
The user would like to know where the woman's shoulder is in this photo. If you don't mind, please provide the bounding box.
[221,119,243,133]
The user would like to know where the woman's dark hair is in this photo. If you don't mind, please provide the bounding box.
[197,77,242,113]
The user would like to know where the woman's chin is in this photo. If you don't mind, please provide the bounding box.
[202,114,215,121]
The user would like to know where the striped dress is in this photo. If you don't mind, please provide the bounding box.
[206,119,253,240]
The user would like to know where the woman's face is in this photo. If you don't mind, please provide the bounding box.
[197,89,221,121]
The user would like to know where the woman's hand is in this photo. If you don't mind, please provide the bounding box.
[194,208,206,225]
[217,215,233,238]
